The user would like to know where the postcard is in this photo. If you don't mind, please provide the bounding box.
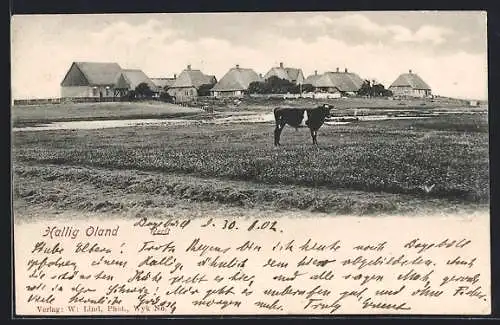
[11,11,490,316]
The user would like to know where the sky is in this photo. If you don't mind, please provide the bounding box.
[11,11,488,100]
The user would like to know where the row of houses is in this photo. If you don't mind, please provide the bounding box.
[60,61,432,102]
[61,62,160,98]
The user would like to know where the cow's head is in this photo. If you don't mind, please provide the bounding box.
[321,104,333,117]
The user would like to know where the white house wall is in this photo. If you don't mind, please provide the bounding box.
[211,90,243,98]
[61,86,116,98]
[61,86,92,98]
[389,86,431,98]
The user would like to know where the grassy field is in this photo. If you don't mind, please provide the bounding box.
[11,101,207,126]
[12,97,479,126]
[12,105,489,219]
[195,96,478,112]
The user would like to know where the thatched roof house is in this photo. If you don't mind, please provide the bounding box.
[115,69,159,94]
[211,64,262,97]
[317,69,364,93]
[264,62,305,85]
[304,70,322,85]
[60,61,123,98]
[170,65,216,89]
[389,70,432,98]
[167,65,217,102]
[304,68,364,95]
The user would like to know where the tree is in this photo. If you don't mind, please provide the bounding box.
[301,83,315,93]
[371,83,384,97]
[135,82,154,99]
[248,76,298,94]
[248,81,270,94]
[266,76,297,94]
[358,80,392,98]
[123,90,136,101]
[372,82,393,97]
[358,80,373,97]
[159,91,173,103]
[198,84,214,97]
[385,89,393,97]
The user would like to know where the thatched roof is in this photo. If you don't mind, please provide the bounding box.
[285,68,304,83]
[211,66,262,92]
[345,72,364,89]
[264,63,304,84]
[390,71,431,90]
[170,66,216,89]
[304,73,322,85]
[117,69,158,91]
[314,71,364,92]
[264,67,290,81]
[151,77,176,89]
[61,62,123,86]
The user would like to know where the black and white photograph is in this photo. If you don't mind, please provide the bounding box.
[11,11,491,316]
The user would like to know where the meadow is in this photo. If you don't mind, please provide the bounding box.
[12,97,477,126]
[12,105,489,219]
[11,101,207,126]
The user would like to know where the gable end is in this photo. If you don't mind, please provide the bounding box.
[61,63,90,87]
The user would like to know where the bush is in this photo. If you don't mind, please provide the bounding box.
[122,90,136,101]
[198,84,214,97]
[135,83,154,99]
[358,80,393,97]
[301,84,315,93]
[159,91,174,103]
[248,81,270,94]
[248,76,299,94]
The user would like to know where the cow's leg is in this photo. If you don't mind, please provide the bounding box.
[274,122,284,146]
[310,129,318,145]
[274,127,281,146]
[274,124,283,146]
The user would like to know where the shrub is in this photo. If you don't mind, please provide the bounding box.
[159,91,174,103]
[198,84,214,97]
[248,76,299,94]
[135,82,154,99]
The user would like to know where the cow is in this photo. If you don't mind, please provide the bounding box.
[274,104,332,146]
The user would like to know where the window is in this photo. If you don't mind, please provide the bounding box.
[92,87,98,97]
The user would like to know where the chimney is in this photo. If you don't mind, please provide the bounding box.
[187,64,191,70]
[336,67,339,72]
[174,74,177,79]
[345,68,348,73]
[236,64,240,69]
[279,62,284,68]
[314,70,318,75]
[409,69,412,74]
